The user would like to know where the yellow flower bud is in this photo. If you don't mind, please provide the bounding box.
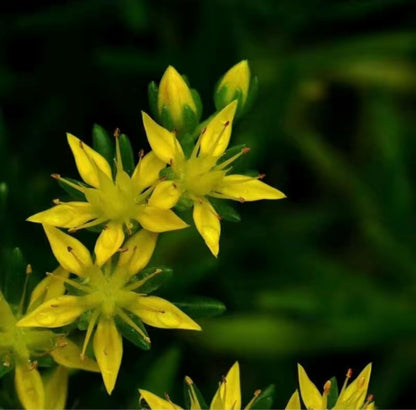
[215,60,251,113]
[157,66,198,131]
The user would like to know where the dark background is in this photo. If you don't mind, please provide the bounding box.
[1,0,415,408]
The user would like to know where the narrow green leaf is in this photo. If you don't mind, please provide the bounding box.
[327,376,339,409]
[119,133,135,175]
[92,124,114,165]
[115,312,150,351]
[251,384,275,410]
[174,296,226,319]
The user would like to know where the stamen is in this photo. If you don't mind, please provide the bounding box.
[70,217,105,232]
[322,380,331,409]
[124,269,163,291]
[245,389,261,410]
[52,174,86,193]
[52,198,61,205]
[215,146,251,171]
[19,264,32,315]
[45,271,91,293]
[339,368,353,397]
[81,309,100,360]
[114,128,123,172]
[116,309,151,343]
[257,173,266,180]
[28,360,38,371]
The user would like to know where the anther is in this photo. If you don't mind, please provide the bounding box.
[118,247,128,253]
[367,394,374,402]
[185,376,193,385]
[52,198,61,205]
[29,360,39,371]
[67,246,73,253]
[26,264,32,275]
[113,128,121,138]
[258,173,266,180]
[238,197,246,203]
[216,214,222,221]
[346,368,353,378]
[254,389,261,397]
[79,140,84,149]
[51,173,61,180]
[242,147,251,154]
[138,149,144,159]
[224,120,230,127]
[164,393,171,401]
[68,228,79,234]
[323,380,331,395]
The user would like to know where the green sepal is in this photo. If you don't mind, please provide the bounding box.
[191,89,203,120]
[115,311,150,351]
[36,355,55,368]
[250,384,275,410]
[0,363,12,379]
[183,377,209,409]
[173,296,226,319]
[327,376,339,409]
[159,166,176,180]
[181,105,198,135]
[174,195,194,212]
[92,124,114,165]
[2,248,26,305]
[77,310,93,331]
[210,198,241,223]
[148,81,159,119]
[119,133,135,175]
[160,106,175,131]
[180,132,195,158]
[129,266,173,294]
[232,89,244,118]
[57,177,86,201]
[213,83,228,111]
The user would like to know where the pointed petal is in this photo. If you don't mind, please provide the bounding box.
[94,222,125,266]
[200,101,237,157]
[149,181,182,209]
[126,295,201,330]
[51,337,99,372]
[17,295,91,328]
[335,364,372,409]
[0,291,16,329]
[218,175,286,201]
[297,364,324,410]
[43,366,68,410]
[131,151,166,190]
[139,389,182,410]
[29,267,69,310]
[27,202,96,229]
[285,390,301,410]
[117,229,158,276]
[67,133,112,188]
[193,199,220,257]
[43,225,92,276]
[141,112,184,164]
[93,318,123,395]
[15,361,45,410]
[136,205,188,233]
[211,362,241,410]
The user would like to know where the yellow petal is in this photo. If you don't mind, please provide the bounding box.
[51,337,99,372]
[27,202,96,228]
[94,222,125,266]
[285,390,301,410]
[131,151,166,191]
[139,389,182,410]
[93,318,123,395]
[136,205,188,233]
[17,295,91,328]
[297,364,324,410]
[218,175,286,201]
[43,366,68,410]
[193,199,220,257]
[218,60,251,105]
[15,361,45,410]
[149,180,182,209]
[199,101,237,157]
[117,229,158,276]
[126,295,201,330]
[211,362,241,410]
[0,291,16,329]
[67,133,112,188]
[29,267,69,310]
[141,112,184,164]
[43,225,92,276]
[335,364,372,409]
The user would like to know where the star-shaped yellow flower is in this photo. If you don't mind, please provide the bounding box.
[295,363,375,409]
[28,132,188,265]
[139,362,261,410]
[17,225,201,395]
[142,101,286,256]
[0,270,98,409]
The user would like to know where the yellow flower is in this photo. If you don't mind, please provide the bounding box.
[17,225,201,395]
[296,363,375,409]
[27,132,188,265]
[139,362,264,410]
[142,101,285,256]
[158,65,199,132]
[215,60,251,113]
[0,272,98,409]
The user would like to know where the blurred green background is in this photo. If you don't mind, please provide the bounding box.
[1,0,415,408]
